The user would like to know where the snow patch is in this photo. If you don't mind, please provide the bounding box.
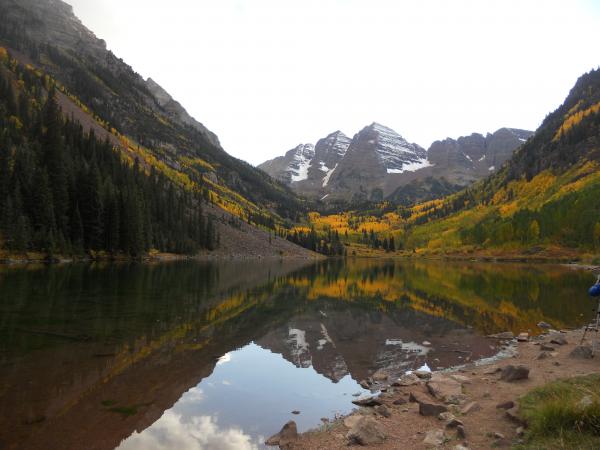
[320,194,329,201]
[488,165,495,171]
[322,164,338,187]
[290,154,311,182]
[387,159,432,174]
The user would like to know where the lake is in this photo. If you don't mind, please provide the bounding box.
[0,258,594,449]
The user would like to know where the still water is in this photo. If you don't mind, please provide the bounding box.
[0,258,594,449]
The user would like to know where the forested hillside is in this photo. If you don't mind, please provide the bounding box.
[298,69,600,258]
[0,49,217,256]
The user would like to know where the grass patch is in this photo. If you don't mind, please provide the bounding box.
[100,400,117,407]
[516,374,600,449]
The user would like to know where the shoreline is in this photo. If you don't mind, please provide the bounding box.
[284,327,600,449]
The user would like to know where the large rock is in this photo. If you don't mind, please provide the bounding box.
[549,334,568,346]
[420,401,448,417]
[427,374,464,404]
[570,345,593,359]
[423,429,446,447]
[500,365,529,382]
[346,416,386,445]
[410,390,449,416]
[265,421,298,448]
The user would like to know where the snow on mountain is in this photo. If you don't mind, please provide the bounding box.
[289,144,315,182]
[369,123,429,173]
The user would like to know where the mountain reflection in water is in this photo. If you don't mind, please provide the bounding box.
[0,259,593,449]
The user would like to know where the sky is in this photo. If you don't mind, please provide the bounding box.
[67,0,600,166]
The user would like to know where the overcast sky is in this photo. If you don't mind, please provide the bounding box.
[67,0,600,165]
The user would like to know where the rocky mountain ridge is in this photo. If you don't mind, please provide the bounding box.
[260,124,532,204]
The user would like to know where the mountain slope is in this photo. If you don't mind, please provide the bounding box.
[402,69,600,255]
[0,0,319,258]
[0,0,304,221]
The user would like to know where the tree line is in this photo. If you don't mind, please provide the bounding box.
[0,52,217,257]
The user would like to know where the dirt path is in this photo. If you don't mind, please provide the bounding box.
[287,328,600,449]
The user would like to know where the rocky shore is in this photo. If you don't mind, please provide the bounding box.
[267,326,599,449]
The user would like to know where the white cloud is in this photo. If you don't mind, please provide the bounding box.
[116,411,259,450]
[67,0,600,165]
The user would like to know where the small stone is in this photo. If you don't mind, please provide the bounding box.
[423,340,432,346]
[265,421,298,447]
[394,373,420,386]
[516,426,525,436]
[496,400,515,410]
[537,321,552,329]
[500,365,529,382]
[446,418,464,428]
[505,406,526,425]
[291,410,300,415]
[493,432,505,439]
[483,391,491,398]
[517,332,529,342]
[461,401,481,415]
[438,411,454,421]
[352,396,382,407]
[346,416,386,445]
[393,397,407,405]
[535,351,551,360]
[450,374,471,384]
[456,424,467,439]
[359,379,371,389]
[414,370,432,380]
[570,345,593,359]
[374,404,391,418]
[553,361,561,366]
[423,429,445,447]
[454,445,470,450]
[541,344,555,351]
[483,366,501,375]
[549,334,567,346]
[352,392,361,397]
